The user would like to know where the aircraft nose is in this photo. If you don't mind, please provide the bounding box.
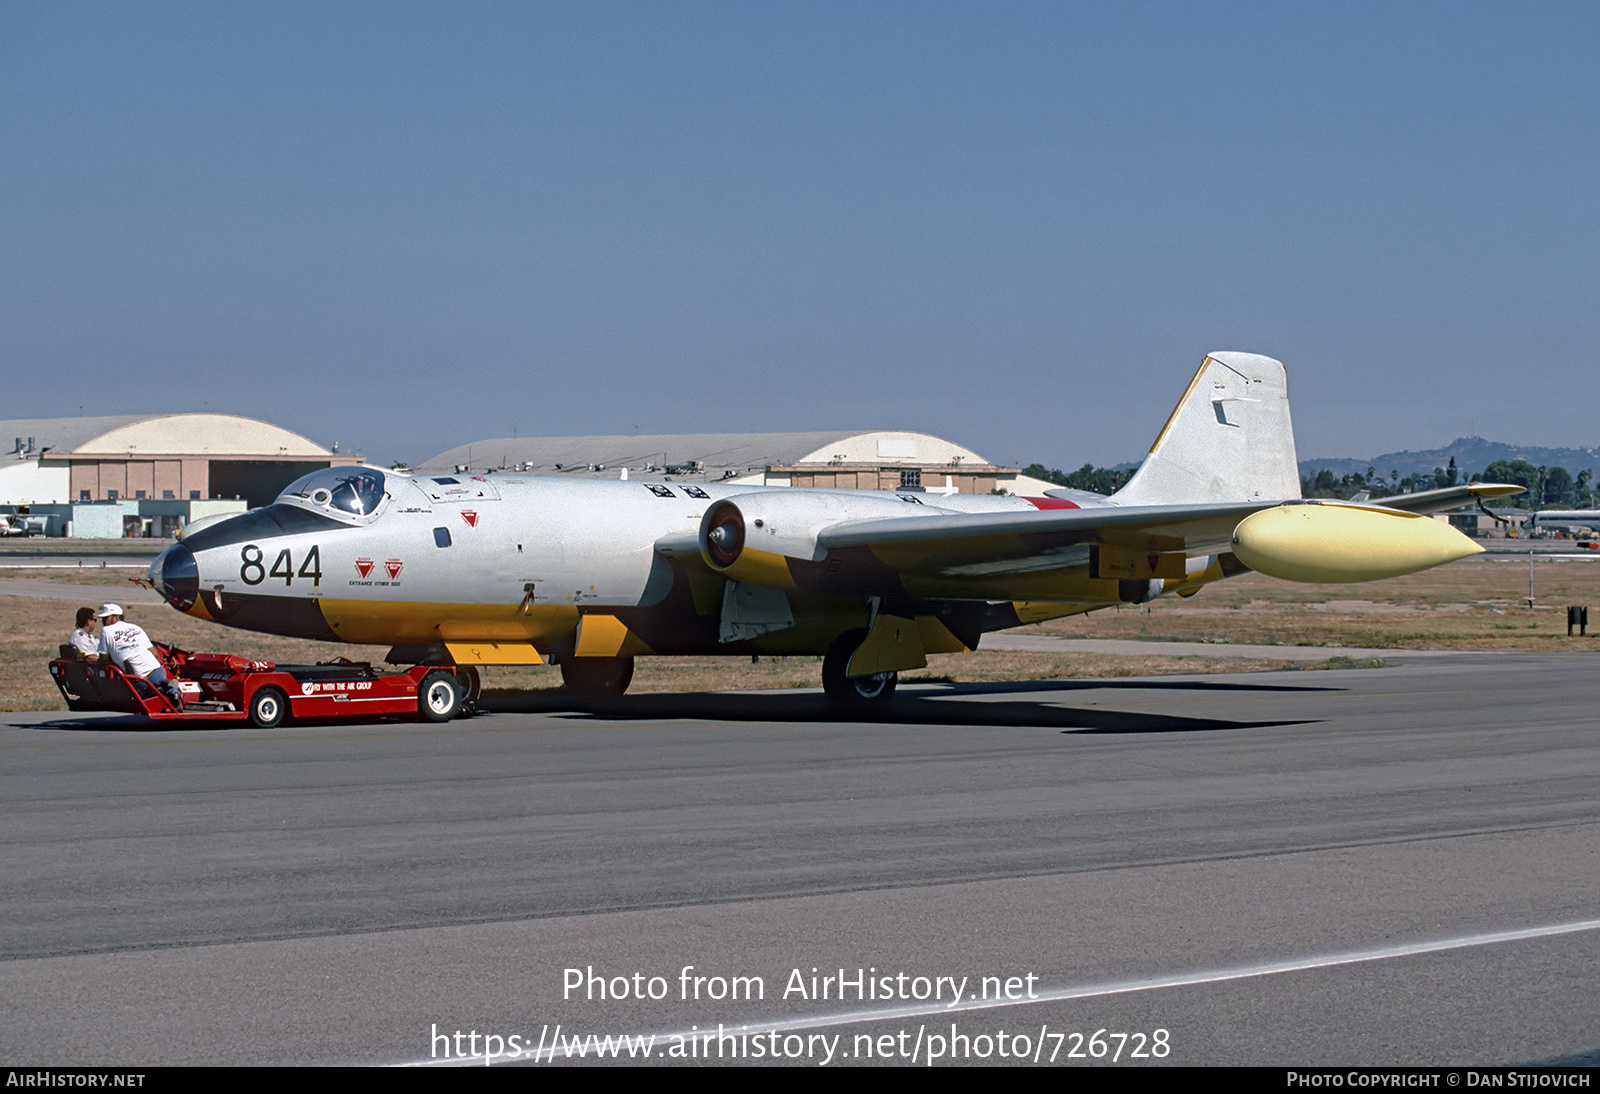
[150,542,199,611]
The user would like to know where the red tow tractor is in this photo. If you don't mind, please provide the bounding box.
[49,645,478,727]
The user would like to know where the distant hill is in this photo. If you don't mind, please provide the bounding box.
[1299,437,1600,479]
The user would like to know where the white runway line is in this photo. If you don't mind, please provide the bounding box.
[401,915,1600,1065]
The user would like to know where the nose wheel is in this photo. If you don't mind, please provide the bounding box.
[822,629,898,711]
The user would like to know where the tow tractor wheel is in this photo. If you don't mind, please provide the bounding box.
[248,685,288,729]
[455,665,481,717]
[822,629,898,711]
[560,656,635,706]
[419,671,462,722]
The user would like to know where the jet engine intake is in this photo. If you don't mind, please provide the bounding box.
[703,502,745,568]
[698,491,941,589]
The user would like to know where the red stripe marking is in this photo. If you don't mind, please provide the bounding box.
[1024,497,1080,510]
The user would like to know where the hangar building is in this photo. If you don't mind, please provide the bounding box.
[420,430,1053,495]
[0,414,359,538]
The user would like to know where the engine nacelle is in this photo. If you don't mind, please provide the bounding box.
[699,491,935,588]
[1232,502,1483,583]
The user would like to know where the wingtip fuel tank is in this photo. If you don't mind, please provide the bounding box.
[1231,503,1484,584]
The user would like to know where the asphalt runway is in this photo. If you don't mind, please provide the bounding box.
[2,654,1597,1067]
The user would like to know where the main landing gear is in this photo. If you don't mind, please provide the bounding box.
[560,655,635,707]
[822,629,898,711]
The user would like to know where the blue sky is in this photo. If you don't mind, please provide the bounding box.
[3,2,1596,469]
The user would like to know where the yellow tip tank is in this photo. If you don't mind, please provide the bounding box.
[1232,503,1484,584]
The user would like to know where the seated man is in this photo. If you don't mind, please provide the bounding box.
[95,603,183,711]
[68,607,101,661]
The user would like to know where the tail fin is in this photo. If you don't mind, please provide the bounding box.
[1112,351,1301,506]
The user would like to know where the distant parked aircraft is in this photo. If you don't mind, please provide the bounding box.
[1530,510,1600,534]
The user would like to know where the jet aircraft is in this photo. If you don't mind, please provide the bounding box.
[147,353,1521,713]
[1530,510,1600,535]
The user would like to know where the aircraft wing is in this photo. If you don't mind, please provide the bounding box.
[814,500,1263,579]
[657,502,1267,562]
[656,481,1526,591]
[651,495,1263,588]
[816,482,1526,575]
[653,345,1528,596]
[819,500,1262,550]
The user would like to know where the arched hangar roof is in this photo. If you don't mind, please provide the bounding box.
[1,414,333,458]
[419,430,993,478]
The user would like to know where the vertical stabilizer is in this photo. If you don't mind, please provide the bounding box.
[1112,352,1300,507]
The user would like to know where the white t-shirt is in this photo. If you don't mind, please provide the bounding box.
[99,621,161,676]
[69,627,98,657]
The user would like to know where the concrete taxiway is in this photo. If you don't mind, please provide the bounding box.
[1,654,1596,1066]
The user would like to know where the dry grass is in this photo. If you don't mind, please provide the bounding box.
[1028,557,1600,651]
[6,554,1593,711]
[0,567,150,586]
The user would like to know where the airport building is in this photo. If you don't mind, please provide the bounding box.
[0,414,359,538]
[2,417,1055,538]
[419,430,1055,495]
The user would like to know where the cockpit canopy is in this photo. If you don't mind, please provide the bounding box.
[278,467,389,520]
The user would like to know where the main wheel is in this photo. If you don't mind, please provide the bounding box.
[419,671,462,722]
[248,685,288,728]
[822,629,898,711]
[560,656,634,706]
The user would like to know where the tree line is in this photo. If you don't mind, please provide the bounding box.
[1028,457,1597,509]
[1022,463,1134,495]
[1302,458,1595,508]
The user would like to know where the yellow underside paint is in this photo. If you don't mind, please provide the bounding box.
[1093,544,1188,581]
[1165,557,1229,598]
[445,641,545,665]
[575,613,655,657]
[847,613,928,676]
[1232,504,1484,583]
[915,615,970,654]
[708,547,800,591]
[319,598,581,646]
[1011,601,1103,624]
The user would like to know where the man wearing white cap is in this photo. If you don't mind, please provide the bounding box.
[96,604,183,711]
